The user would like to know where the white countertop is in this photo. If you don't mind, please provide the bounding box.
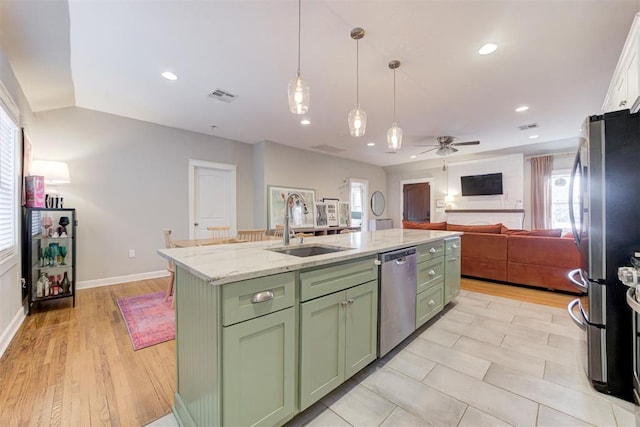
[157,228,462,285]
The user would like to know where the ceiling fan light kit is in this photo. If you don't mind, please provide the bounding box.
[387,60,402,152]
[288,0,310,115]
[348,27,367,137]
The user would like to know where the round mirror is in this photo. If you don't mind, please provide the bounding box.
[371,191,385,216]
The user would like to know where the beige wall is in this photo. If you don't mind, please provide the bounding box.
[29,107,254,284]
[254,141,388,229]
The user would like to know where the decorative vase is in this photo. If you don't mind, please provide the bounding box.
[61,272,71,294]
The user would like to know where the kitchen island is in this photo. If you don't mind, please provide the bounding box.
[158,228,461,427]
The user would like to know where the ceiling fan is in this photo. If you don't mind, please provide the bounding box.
[415,136,480,156]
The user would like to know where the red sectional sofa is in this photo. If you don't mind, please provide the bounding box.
[403,220,582,294]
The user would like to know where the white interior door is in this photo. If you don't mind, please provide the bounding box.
[189,160,236,239]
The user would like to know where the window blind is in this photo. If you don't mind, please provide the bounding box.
[0,105,17,258]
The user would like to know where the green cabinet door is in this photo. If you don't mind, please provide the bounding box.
[444,237,461,304]
[345,280,378,379]
[222,307,295,427]
[299,291,346,411]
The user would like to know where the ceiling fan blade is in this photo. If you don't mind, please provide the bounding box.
[451,140,480,146]
[419,147,439,155]
[413,143,440,147]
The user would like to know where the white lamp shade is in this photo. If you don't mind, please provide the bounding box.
[288,75,310,115]
[387,124,403,151]
[31,160,71,184]
[348,106,367,137]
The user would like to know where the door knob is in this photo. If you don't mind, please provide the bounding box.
[194,222,199,226]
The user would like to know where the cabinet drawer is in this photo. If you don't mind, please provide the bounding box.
[300,257,377,302]
[417,241,444,263]
[417,257,444,294]
[222,272,295,326]
[416,283,444,328]
[445,237,461,257]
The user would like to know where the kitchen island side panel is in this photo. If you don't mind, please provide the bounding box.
[174,266,221,426]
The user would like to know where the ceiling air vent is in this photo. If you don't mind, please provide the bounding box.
[518,123,538,131]
[312,144,346,153]
[209,89,238,103]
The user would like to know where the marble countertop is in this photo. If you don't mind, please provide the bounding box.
[158,228,462,286]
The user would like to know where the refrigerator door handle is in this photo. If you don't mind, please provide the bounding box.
[568,298,587,330]
[568,268,588,292]
[626,288,640,314]
[568,149,581,248]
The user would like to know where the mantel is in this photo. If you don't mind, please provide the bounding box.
[445,209,525,229]
[445,209,525,214]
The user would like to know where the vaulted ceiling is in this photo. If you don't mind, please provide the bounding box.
[1,1,638,166]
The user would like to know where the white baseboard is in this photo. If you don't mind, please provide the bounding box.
[0,306,26,359]
[76,270,170,290]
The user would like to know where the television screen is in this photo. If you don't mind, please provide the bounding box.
[460,173,503,196]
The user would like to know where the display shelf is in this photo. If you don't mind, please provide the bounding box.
[22,207,77,315]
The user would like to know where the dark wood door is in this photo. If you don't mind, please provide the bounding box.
[403,183,430,222]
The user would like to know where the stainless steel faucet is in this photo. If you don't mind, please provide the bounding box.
[283,191,307,245]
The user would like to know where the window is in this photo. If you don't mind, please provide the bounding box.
[551,170,580,233]
[0,103,18,260]
[350,182,363,227]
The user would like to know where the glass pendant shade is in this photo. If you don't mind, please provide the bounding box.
[387,123,403,151]
[288,75,310,115]
[348,106,367,137]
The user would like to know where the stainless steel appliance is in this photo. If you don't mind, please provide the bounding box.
[379,246,417,357]
[567,109,640,402]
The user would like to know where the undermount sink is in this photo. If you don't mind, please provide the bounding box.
[268,244,351,257]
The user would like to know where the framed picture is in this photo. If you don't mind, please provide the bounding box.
[325,200,339,226]
[338,202,351,227]
[315,202,328,228]
[267,186,316,229]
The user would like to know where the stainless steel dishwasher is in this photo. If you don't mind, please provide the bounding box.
[379,246,417,357]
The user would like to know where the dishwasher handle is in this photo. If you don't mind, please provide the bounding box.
[395,257,407,265]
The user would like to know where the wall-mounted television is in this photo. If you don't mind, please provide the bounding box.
[460,173,503,196]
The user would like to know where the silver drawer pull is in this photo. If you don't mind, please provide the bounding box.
[448,257,458,262]
[251,291,274,303]
[347,298,354,305]
[340,301,349,307]
[451,243,459,249]
[428,299,435,306]
[428,269,436,276]
[429,248,437,253]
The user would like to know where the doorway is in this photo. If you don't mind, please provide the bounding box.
[400,178,434,224]
[349,178,368,231]
[188,160,237,239]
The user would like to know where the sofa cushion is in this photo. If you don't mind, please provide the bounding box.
[402,220,447,230]
[446,223,502,234]
[461,232,508,260]
[507,235,579,268]
[527,229,563,237]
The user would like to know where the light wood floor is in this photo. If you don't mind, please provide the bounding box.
[0,276,577,426]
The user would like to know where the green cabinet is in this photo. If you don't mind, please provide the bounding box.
[299,280,378,411]
[222,307,295,427]
[444,237,461,304]
[415,241,445,328]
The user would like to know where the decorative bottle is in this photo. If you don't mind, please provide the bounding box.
[35,273,47,298]
[61,272,70,294]
[44,275,52,296]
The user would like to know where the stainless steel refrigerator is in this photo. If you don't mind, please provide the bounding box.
[567,109,640,402]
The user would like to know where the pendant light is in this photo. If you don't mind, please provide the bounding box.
[387,60,402,151]
[348,28,366,137]
[288,0,310,115]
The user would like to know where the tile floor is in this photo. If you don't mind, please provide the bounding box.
[148,290,639,427]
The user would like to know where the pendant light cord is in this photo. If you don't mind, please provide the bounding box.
[356,39,360,105]
[393,68,397,123]
[297,0,302,76]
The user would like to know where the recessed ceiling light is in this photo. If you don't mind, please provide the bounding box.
[410,155,417,159]
[478,43,498,55]
[300,119,311,125]
[161,71,178,81]
[367,142,375,147]
[529,134,539,139]
[515,106,529,112]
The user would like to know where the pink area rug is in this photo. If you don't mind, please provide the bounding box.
[117,291,175,350]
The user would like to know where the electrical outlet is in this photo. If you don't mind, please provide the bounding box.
[129,249,135,258]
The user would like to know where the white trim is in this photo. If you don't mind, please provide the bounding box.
[188,159,237,239]
[0,307,26,359]
[76,270,169,290]
[0,80,20,125]
[400,177,435,223]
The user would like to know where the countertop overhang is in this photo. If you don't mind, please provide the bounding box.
[157,229,462,286]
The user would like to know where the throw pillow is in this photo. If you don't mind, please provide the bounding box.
[528,229,563,237]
